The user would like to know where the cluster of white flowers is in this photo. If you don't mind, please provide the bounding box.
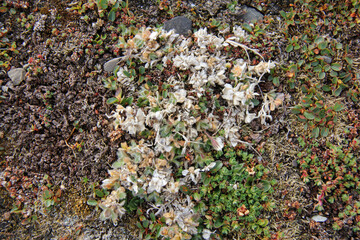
[101,25,283,236]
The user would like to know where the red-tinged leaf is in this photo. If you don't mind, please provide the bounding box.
[331,63,342,71]
[333,102,344,112]
[321,127,329,137]
[180,185,191,195]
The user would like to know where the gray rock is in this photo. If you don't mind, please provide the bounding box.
[104,57,121,73]
[237,6,264,23]
[8,68,26,86]
[164,16,192,36]
[311,215,328,222]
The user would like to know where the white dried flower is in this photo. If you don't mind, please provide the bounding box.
[148,170,169,193]
[173,89,187,103]
[120,107,146,135]
[202,229,215,240]
[233,25,250,42]
[248,61,276,75]
[165,179,180,194]
[245,110,258,123]
[202,162,216,172]
[224,125,241,147]
[231,59,247,79]
[182,167,201,184]
[222,84,234,101]
[183,98,194,110]
[194,28,224,54]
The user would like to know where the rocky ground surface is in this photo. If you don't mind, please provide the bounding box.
[1,0,359,239]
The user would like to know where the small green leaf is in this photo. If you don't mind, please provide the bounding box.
[150,212,156,222]
[214,218,223,228]
[142,220,149,228]
[242,23,253,33]
[272,76,280,86]
[108,8,116,21]
[180,185,191,195]
[123,70,131,77]
[95,189,104,198]
[331,63,342,71]
[345,57,353,65]
[304,111,315,120]
[330,71,338,77]
[335,43,343,50]
[320,127,329,137]
[314,36,324,45]
[318,71,325,79]
[261,180,271,192]
[210,161,223,173]
[333,102,344,112]
[318,41,328,50]
[98,0,108,9]
[312,127,320,138]
[43,190,52,199]
[322,85,331,92]
[106,97,119,104]
[136,221,144,230]
[334,87,343,96]
[286,44,293,52]
[87,199,98,206]
[112,160,124,169]
[44,199,54,208]
[121,96,133,106]
[257,219,269,227]
[280,11,286,19]
[193,192,201,201]
[291,106,302,114]
[139,66,145,75]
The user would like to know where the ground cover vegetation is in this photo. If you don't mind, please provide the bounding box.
[0,0,359,239]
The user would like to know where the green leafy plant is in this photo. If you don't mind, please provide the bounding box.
[291,87,344,138]
[297,132,360,232]
[194,147,276,237]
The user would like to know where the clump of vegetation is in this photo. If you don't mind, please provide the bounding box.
[193,147,276,238]
[297,130,360,232]
[93,21,281,238]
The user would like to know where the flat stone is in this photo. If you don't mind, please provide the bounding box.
[312,215,328,222]
[104,57,121,73]
[7,68,26,86]
[164,16,192,36]
[237,6,264,23]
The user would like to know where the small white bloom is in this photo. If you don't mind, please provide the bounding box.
[202,229,215,240]
[233,25,250,42]
[173,89,187,103]
[165,179,180,194]
[148,170,169,193]
[182,167,201,184]
[248,61,276,75]
[202,162,216,172]
[245,111,258,123]
[183,98,193,110]
[231,59,247,79]
[149,31,159,41]
[222,84,234,101]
